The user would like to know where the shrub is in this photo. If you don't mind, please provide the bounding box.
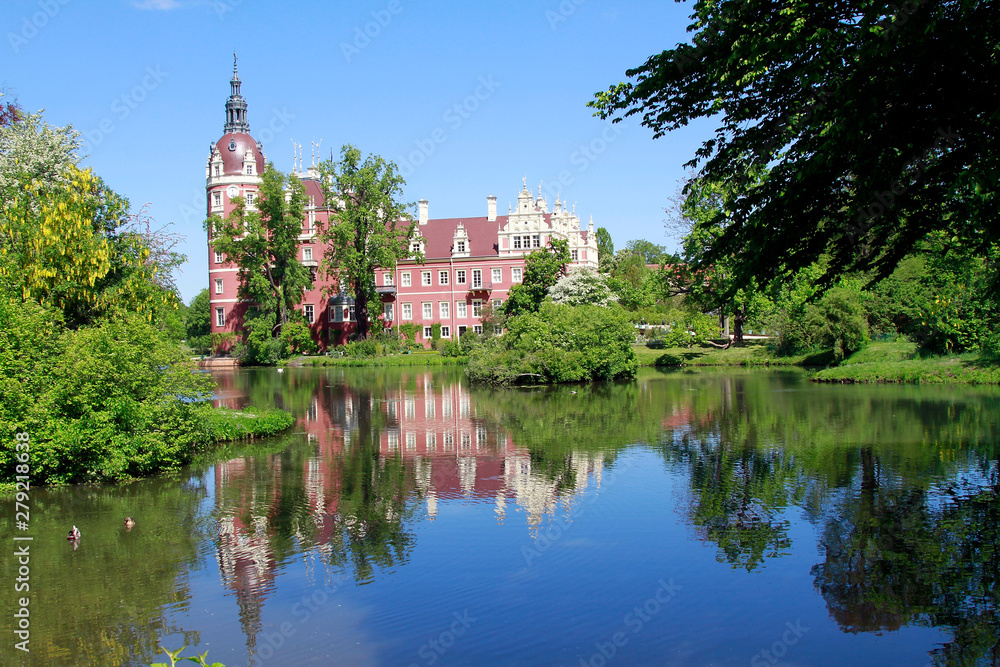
[466,302,637,385]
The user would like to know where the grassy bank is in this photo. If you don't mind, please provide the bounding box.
[633,340,834,368]
[200,406,296,440]
[814,342,1000,384]
[637,339,1000,384]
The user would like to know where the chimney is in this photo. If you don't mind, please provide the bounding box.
[418,199,428,225]
[487,195,497,222]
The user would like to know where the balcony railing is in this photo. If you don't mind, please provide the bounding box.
[469,281,492,292]
[376,285,397,297]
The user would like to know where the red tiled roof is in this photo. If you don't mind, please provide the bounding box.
[418,216,509,259]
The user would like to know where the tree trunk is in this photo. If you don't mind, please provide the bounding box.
[355,282,370,340]
[732,302,747,344]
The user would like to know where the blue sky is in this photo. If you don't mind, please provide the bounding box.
[3,0,712,303]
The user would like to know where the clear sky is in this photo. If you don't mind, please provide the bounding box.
[2,0,712,303]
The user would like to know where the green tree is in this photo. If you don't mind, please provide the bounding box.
[548,267,617,308]
[205,164,312,358]
[624,238,668,265]
[502,238,571,317]
[595,226,614,273]
[185,288,212,353]
[591,0,999,296]
[319,145,416,340]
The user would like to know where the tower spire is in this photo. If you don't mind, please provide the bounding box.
[224,54,250,134]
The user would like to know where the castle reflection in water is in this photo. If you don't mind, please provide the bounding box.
[206,370,607,657]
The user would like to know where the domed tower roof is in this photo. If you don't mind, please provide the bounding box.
[213,54,265,176]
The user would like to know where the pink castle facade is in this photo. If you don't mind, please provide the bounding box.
[207,61,600,350]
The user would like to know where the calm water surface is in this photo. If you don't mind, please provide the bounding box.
[2,367,998,666]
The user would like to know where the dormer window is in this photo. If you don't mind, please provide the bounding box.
[456,240,466,253]
[246,164,253,175]
[214,164,221,177]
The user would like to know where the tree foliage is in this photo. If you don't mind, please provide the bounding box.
[205,163,312,356]
[591,0,1000,295]
[502,238,571,317]
[548,266,618,308]
[595,226,614,273]
[319,145,416,340]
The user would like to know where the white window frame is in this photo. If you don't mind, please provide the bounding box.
[423,326,433,338]
[384,303,393,321]
[401,272,411,287]
[492,299,502,310]
[213,192,221,207]
[384,273,394,286]
[303,246,313,261]
[492,268,502,283]
[533,235,541,248]
[571,249,579,261]
[472,300,483,317]
[422,302,432,320]
[215,307,225,328]
[214,249,223,264]
[473,324,483,334]
[215,278,223,294]
[456,240,466,253]
[456,269,466,284]
[456,301,467,318]
[304,304,315,324]
[439,301,449,319]
[331,305,344,323]
[512,267,522,282]
[246,192,255,206]
[472,269,483,288]
[421,270,432,286]
[440,325,450,338]
[513,236,521,249]
[439,270,449,285]
[402,303,412,320]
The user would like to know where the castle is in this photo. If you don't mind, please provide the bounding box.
[207,59,600,349]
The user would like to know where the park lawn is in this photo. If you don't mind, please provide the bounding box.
[633,340,830,367]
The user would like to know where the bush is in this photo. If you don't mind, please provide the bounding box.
[466,302,637,385]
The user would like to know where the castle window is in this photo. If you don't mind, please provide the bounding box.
[303,247,313,261]
[571,249,579,261]
[473,324,483,334]
[246,164,253,175]
[214,165,221,177]
[215,278,223,294]
[456,301,467,318]
[214,250,224,264]
[512,267,522,282]
[472,300,483,317]
[456,240,466,253]
[384,273,393,286]
[439,302,449,319]
[246,192,255,206]
[304,304,314,323]
[422,302,432,319]
[401,272,411,287]
[213,192,221,207]
[492,268,502,283]
[472,269,482,288]
[421,271,432,286]
[440,326,450,338]
[456,270,466,284]
[402,303,412,320]
[331,306,343,323]
[493,299,502,310]
[439,270,449,285]
[513,236,521,249]
[383,303,393,321]
[215,307,225,328]
[348,306,356,321]
[532,235,541,248]
[423,326,433,338]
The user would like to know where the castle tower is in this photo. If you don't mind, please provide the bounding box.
[207,55,267,344]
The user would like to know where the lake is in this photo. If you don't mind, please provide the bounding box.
[2,366,998,666]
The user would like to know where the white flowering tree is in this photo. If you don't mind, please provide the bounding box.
[547,267,618,308]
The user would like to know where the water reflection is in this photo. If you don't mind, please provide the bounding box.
[3,368,999,666]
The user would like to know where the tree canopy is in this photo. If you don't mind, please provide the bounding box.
[591,0,1000,295]
[502,238,571,317]
[319,145,416,340]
